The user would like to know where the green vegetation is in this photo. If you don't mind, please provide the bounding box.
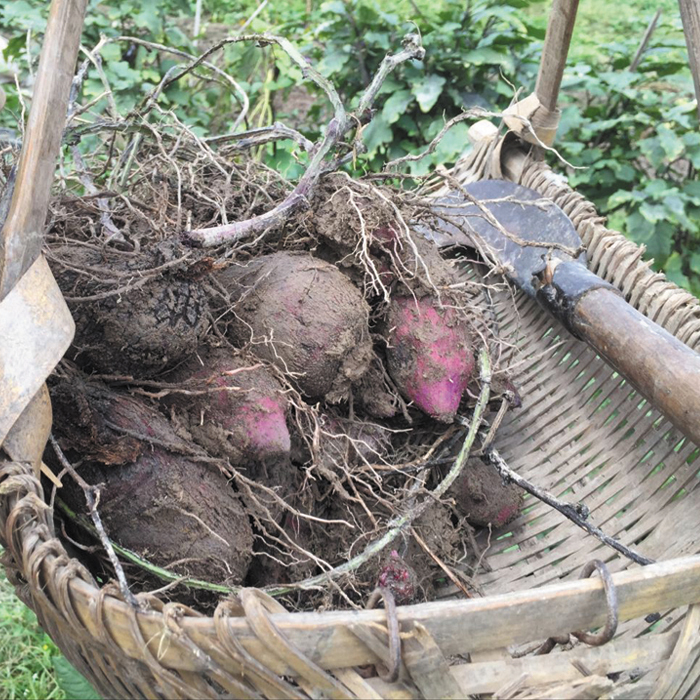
[0,566,65,699]
[1,1,695,292]
[0,558,98,699]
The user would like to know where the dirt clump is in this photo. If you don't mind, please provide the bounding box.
[449,458,522,528]
[50,242,209,377]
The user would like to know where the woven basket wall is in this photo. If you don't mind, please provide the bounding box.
[2,149,700,699]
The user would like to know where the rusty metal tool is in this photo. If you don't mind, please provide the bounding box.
[422,179,700,445]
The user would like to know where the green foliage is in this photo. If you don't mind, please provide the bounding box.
[0,565,66,699]
[0,0,696,290]
[554,17,699,295]
[53,657,99,700]
[299,0,543,172]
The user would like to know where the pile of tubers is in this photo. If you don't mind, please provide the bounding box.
[46,166,521,607]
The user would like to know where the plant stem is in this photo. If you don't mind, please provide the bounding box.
[485,446,654,566]
[185,34,425,248]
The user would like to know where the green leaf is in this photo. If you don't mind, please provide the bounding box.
[320,0,346,15]
[616,164,637,182]
[643,221,674,263]
[363,31,391,50]
[463,47,507,66]
[608,189,643,208]
[639,137,666,170]
[682,132,700,148]
[639,201,667,225]
[644,180,673,197]
[382,89,413,125]
[435,122,471,162]
[362,114,393,153]
[664,252,690,289]
[319,47,350,75]
[412,74,446,113]
[53,657,100,700]
[3,35,26,62]
[0,0,46,32]
[625,210,655,244]
[106,61,141,91]
[664,194,697,232]
[134,1,161,35]
[657,125,685,162]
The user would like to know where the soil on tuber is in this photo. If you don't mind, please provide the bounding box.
[216,251,374,402]
[49,378,253,587]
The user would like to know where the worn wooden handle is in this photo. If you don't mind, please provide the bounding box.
[0,0,89,298]
[571,287,700,444]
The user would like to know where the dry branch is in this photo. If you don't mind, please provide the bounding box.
[184,34,425,248]
[485,446,654,566]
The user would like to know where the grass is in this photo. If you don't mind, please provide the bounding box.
[529,0,682,64]
[0,560,65,700]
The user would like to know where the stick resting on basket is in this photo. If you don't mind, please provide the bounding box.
[485,446,654,567]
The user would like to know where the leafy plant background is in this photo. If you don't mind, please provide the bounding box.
[1,0,695,292]
[0,0,695,696]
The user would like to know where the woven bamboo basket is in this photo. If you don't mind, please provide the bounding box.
[3,1,700,698]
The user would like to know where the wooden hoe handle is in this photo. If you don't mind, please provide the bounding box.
[572,288,700,442]
[543,261,700,444]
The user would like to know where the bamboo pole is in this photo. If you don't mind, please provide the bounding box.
[535,0,580,113]
[678,0,700,121]
[0,0,89,298]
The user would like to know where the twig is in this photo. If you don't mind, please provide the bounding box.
[239,0,269,34]
[206,122,314,152]
[50,435,142,608]
[55,498,237,594]
[477,396,510,455]
[485,446,655,566]
[384,109,496,170]
[193,0,203,45]
[630,9,662,72]
[67,58,90,120]
[411,528,472,598]
[115,36,250,131]
[71,145,124,242]
[184,34,425,248]
[355,34,425,117]
[80,38,119,120]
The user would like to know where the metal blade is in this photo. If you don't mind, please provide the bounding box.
[420,180,587,297]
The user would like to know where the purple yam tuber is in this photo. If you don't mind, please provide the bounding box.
[163,348,296,523]
[217,252,373,402]
[384,294,474,423]
[165,348,291,465]
[377,550,417,605]
[49,379,253,586]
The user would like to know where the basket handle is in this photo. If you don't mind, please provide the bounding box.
[535,0,580,114]
[0,0,89,299]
